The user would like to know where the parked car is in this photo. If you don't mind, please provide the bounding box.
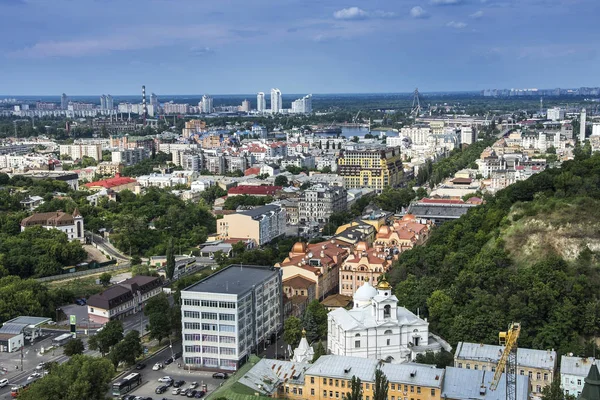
[173,380,185,388]
[212,372,228,379]
[35,362,46,371]
[135,362,146,370]
[172,388,181,395]
[152,362,163,371]
[158,376,173,383]
[186,390,197,398]
[180,389,189,396]
[173,352,182,359]
[120,395,136,400]
[156,385,168,394]
[0,379,8,388]
[27,372,41,380]
[194,391,205,398]
[164,357,174,365]
[189,382,198,389]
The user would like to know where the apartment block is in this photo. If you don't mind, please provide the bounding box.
[59,143,102,161]
[299,184,347,224]
[337,147,403,193]
[217,204,286,245]
[180,265,282,371]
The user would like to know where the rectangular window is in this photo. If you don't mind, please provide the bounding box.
[355,340,361,348]
[220,347,236,355]
[431,389,435,396]
[184,311,200,319]
[336,392,339,398]
[201,323,217,331]
[323,378,327,385]
[366,384,370,390]
[544,373,549,381]
[219,313,236,321]
[323,390,327,397]
[417,387,421,394]
[392,384,396,390]
[335,380,339,387]
[311,389,315,396]
[330,379,333,386]
[202,312,218,320]
[219,324,235,332]
[219,336,236,343]
[411,386,414,393]
[311,377,314,384]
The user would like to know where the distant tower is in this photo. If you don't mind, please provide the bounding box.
[270,88,282,113]
[100,95,106,110]
[106,94,114,111]
[257,92,266,112]
[540,97,543,116]
[61,93,69,110]
[580,108,587,142]
[142,85,148,126]
[410,88,422,118]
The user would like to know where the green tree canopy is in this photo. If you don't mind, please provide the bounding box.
[87,320,123,356]
[63,338,85,357]
[283,316,303,348]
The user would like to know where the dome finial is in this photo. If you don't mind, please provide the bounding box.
[302,328,306,337]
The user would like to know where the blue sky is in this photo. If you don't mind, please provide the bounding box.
[1,0,598,95]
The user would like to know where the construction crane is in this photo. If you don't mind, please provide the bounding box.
[352,111,361,124]
[490,322,521,400]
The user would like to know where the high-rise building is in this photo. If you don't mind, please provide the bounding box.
[547,107,565,121]
[270,88,282,113]
[61,93,69,110]
[100,95,106,110]
[337,147,403,193]
[201,95,213,114]
[580,108,587,142]
[180,264,282,371]
[298,184,347,224]
[106,94,114,110]
[240,99,250,112]
[256,92,266,112]
[150,93,158,110]
[291,94,312,114]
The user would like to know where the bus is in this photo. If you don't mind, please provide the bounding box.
[112,373,142,397]
[11,380,34,398]
[52,333,73,347]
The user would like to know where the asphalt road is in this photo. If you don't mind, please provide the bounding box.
[88,231,129,261]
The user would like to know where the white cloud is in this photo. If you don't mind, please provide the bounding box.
[333,7,368,20]
[431,0,461,4]
[332,7,397,20]
[190,46,214,56]
[447,21,467,28]
[470,10,484,18]
[409,6,428,18]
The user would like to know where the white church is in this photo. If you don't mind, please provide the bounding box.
[327,278,448,363]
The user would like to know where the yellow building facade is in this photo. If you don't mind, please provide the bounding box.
[337,148,403,193]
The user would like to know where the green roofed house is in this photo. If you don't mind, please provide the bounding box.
[579,364,600,400]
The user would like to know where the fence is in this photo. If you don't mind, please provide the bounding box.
[36,263,130,283]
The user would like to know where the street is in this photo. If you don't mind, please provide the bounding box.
[88,231,129,261]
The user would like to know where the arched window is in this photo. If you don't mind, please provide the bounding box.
[355,333,361,337]
[384,305,391,318]
[384,330,393,335]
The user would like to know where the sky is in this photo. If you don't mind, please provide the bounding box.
[0,0,599,95]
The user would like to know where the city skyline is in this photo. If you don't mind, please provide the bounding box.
[1,0,599,95]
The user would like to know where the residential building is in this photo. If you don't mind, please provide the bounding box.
[252,124,268,139]
[235,358,309,399]
[111,148,149,166]
[180,264,282,371]
[299,184,347,224]
[283,275,316,317]
[561,356,600,398]
[401,126,432,145]
[339,241,390,296]
[96,162,124,176]
[182,119,207,138]
[257,92,266,112]
[578,364,600,400]
[20,209,84,243]
[110,134,155,152]
[228,185,281,197]
[291,94,312,114]
[87,275,162,324]
[20,195,44,211]
[374,214,433,254]
[304,356,445,400]
[581,109,587,142]
[240,99,251,112]
[280,198,300,225]
[217,204,286,245]
[201,95,213,114]
[442,366,530,400]
[84,174,137,192]
[59,143,102,161]
[460,126,476,145]
[454,342,557,396]
[281,154,316,170]
[337,147,403,193]
[271,88,282,113]
[260,164,280,176]
[547,107,566,121]
[191,178,214,192]
[136,172,192,188]
[328,278,444,362]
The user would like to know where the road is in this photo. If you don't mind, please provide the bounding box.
[88,231,129,261]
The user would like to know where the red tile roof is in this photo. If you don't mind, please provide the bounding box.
[228,185,281,196]
[85,175,136,189]
[420,198,465,205]
[244,167,261,176]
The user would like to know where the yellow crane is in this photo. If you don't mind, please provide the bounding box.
[490,322,521,400]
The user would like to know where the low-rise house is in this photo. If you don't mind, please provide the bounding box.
[20,209,84,242]
[84,173,137,192]
[87,275,162,324]
[339,241,390,296]
[20,195,44,211]
[560,355,600,398]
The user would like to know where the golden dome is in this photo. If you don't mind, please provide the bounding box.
[376,276,392,290]
[292,242,307,254]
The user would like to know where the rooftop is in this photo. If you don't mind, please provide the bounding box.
[238,204,282,218]
[228,185,281,196]
[455,342,557,370]
[184,264,279,296]
[442,366,529,400]
[561,356,600,377]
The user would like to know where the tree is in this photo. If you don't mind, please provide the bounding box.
[373,368,389,400]
[541,375,573,400]
[343,376,363,400]
[283,316,303,348]
[312,341,326,362]
[110,330,143,368]
[87,320,123,356]
[144,293,173,344]
[19,355,114,400]
[303,300,328,343]
[166,237,175,280]
[63,338,85,356]
[99,272,111,287]
[274,175,289,187]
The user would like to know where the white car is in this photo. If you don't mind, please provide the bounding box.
[0,379,8,388]
[172,388,181,395]
[152,362,163,371]
[189,382,198,389]
[27,373,41,380]
[35,362,45,371]
[158,376,172,383]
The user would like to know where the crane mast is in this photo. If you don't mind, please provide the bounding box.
[490,322,521,400]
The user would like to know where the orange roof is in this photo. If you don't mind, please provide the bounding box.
[85,175,136,189]
[283,274,316,289]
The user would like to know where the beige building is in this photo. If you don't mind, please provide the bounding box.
[339,241,390,296]
[454,342,557,396]
[217,204,286,245]
[375,214,432,254]
[59,143,102,161]
[276,241,349,300]
[97,162,124,176]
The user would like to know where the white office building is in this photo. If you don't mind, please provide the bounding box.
[328,279,443,363]
[257,92,266,112]
[59,143,103,161]
[460,126,476,145]
[181,265,283,371]
[271,88,282,114]
[400,126,431,145]
[580,108,587,142]
[111,148,149,166]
